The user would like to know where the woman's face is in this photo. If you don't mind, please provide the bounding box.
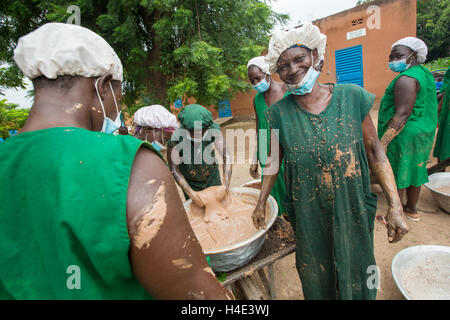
[276,47,317,85]
[389,45,416,63]
[248,66,268,86]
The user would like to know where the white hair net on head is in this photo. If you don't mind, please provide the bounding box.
[14,22,123,81]
[265,22,327,74]
[134,105,180,129]
[247,56,271,75]
[392,37,428,64]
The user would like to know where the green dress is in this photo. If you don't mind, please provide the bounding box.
[264,84,378,300]
[433,68,450,162]
[168,123,222,198]
[378,65,438,188]
[0,127,155,299]
[254,91,288,215]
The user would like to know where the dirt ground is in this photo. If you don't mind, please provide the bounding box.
[213,110,450,300]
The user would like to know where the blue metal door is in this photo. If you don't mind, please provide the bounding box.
[335,45,364,87]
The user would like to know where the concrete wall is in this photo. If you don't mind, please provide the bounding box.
[204,0,417,118]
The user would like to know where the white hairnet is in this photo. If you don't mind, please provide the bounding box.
[134,105,180,129]
[266,22,327,74]
[247,56,271,75]
[14,22,123,81]
[392,37,428,64]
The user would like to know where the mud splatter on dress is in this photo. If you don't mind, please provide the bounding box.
[265,83,378,300]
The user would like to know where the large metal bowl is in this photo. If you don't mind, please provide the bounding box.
[183,187,278,272]
[392,245,450,300]
[424,173,450,213]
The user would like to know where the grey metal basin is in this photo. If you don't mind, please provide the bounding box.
[184,187,278,272]
[392,245,450,300]
[424,173,450,213]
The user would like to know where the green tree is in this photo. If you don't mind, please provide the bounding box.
[0,0,288,110]
[0,99,29,140]
[417,0,450,61]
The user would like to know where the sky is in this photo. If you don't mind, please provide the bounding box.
[0,0,360,109]
[270,0,360,30]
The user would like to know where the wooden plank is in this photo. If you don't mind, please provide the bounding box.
[221,244,295,286]
[267,264,277,300]
[214,116,234,126]
[257,268,272,299]
[237,276,265,300]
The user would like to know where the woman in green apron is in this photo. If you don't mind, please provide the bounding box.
[378,37,438,222]
[0,23,231,300]
[167,104,232,207]
[247,56,288,218]
[251,23,409,300]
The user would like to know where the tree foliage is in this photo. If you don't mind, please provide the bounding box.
[417,0,450,61]
[0,99,29,140]
[0,0,288,110]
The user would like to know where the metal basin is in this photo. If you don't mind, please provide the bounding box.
[183,187,278,272]
[392,245,450,300]
[424,173,450,213]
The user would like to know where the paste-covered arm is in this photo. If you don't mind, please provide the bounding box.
[379,76,418,150]
[127,147,233,299]
[362,114,409,243]
[167,144,204,207]
[252,128,283,229]
[213,131,232,193]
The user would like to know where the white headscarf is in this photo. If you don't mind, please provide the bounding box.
[133,105,180,129]
[265,22,327,74]
[392,37,428,64]
[247,56,271,75]
[14,22,123,81]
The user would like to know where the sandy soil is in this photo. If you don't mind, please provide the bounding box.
[213,113,450,300]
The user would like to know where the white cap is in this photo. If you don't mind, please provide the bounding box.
[392,37,428,64]
[266,22,327,74]
[134,105,180,129]
[14,22,123,81]
[247,56,271,75]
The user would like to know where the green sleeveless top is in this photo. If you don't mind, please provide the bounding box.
[254,91,288,215]
[0,127,155,299]
[377,65,438,188]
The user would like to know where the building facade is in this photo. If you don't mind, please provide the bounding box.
[204,0,417,119]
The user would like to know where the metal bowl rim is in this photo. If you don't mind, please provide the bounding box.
[183,187,278,255]
[391,244,450,300]
[424,172,450,196]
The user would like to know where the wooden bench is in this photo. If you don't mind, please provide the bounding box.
[216,217,296,300]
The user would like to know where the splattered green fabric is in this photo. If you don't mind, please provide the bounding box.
[178,104,214,130]
[264,84,378,300]
[254,92,288,215]
[433,68,450,162]
[378,65,438,188]
[0,127,154,299]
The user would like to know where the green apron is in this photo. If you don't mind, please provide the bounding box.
[0,127,155,299]
[433,68,450,162]
[378,65,438,188]
[254,92,288,215]
[264,84,378,300]
[169,124,222,199]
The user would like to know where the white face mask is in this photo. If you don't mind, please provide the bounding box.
[95,78,122,134]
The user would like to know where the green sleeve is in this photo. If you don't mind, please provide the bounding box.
[358,87,376,122]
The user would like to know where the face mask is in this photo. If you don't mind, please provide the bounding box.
[286,52,321,96]
[150,129,166,151]
[95,78,122,134]
[388,53,413,73]
[253,77,270,93]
